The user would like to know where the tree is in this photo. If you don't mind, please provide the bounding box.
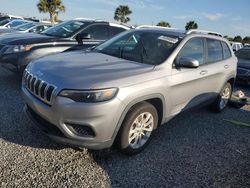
[114,5,132,23]
[37,0,65,24]
[233,35,242,42]
[157,21,171,28]
[243,36,250,44]
[185,21,198,31]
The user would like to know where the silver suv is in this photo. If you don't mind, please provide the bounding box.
[22,28,237,155]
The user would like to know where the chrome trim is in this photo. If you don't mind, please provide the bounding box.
[23,70,57,105]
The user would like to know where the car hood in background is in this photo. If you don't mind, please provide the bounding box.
[0,33,68,45]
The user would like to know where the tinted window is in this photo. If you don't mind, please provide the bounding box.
[206,38,223,63]
[221,42,232,59]
[110,26,126,37]
[236,49,250,60]
[42,20,85,38]
[95,30,179,65]
[16,22,36,31]
[83,24,109,40]
[178,38,205,65]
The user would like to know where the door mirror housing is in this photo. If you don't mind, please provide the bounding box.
[177,57,199,68]
[75,33,91,44]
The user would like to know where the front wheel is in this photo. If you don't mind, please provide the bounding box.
[117,102,158,155]
[211,82,232,112]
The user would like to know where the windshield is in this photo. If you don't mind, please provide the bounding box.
[6,20,27,28]
[0,19,10,26]
[42,20,85,38]
[15,22,36,31]
[95,30,180,65]
[236,49,250,61]
[0,16,8,22]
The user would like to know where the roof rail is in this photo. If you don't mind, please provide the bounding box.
[73,18,95,21]
[136,25,177,30]
[186,29,222,37]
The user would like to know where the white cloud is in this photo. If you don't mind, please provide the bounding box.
[203,13,224,21]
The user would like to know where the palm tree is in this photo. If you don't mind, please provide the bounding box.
[157,21,171,28]
[185,21,198,31]
[114,5,132,23]
[37,0,65,24]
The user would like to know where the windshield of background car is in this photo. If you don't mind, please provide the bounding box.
[6,20,27,28]
[16,22,36,31]
[236,49,250,61]
[95,30,180,65]
[0,19,10,26]
[42,20,85,38]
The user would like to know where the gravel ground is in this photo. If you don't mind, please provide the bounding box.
[0,66,249,188]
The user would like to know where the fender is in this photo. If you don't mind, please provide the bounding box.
[111,93,166,142]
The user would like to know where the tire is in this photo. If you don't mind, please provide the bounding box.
[211,82,232,112]
[117,102,158,155]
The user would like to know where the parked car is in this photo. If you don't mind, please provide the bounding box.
[0,15,23,22]
[22,28,237,155]
[0,19,130,72]
[0,22,52,36]
[0,19,28,29]
[235,47,250,84]
[230,41,243,52]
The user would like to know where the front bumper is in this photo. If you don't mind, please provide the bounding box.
[0,51,30,72]
[22,86,125,150]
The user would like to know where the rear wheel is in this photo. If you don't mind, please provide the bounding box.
[211,82,232,112]
[117,102,158,155]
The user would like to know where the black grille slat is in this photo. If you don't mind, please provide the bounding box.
[46,86,55,101]
[35,80,41,95]
[23,70,56,105]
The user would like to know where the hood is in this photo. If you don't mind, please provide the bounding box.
[0,33,60,45]
[238,58,250,69]
[28,52,155,90]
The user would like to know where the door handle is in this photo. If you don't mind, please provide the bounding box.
[200,70,208,75]
[224,65,229,69]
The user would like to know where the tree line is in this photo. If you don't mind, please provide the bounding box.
[36,1,249,43]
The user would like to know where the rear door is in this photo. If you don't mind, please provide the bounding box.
[169,37,226,115]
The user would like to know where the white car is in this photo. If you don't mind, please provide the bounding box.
[230,42,243,52]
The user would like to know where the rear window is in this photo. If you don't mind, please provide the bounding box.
[206,38,223,63]
[221,42,232,59]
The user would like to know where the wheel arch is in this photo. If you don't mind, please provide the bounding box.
[111,94,166,143]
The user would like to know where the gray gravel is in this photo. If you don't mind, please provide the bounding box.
[0,66,249,188]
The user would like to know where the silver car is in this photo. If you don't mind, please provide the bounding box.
[22,28,237,155]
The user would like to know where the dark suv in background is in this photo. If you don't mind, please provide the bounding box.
[0,19,129,72]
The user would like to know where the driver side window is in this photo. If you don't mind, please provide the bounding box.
[178,38,205,65]
[82,24,109,40]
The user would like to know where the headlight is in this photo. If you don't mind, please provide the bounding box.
[4,45,33,54]
[59,88,118,103]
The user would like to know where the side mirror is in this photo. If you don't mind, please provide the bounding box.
[177,57,199,68]
[75,33,91,44]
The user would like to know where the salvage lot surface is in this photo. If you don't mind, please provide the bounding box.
[0,66,249,188]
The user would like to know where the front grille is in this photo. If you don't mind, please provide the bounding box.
[23,70,56,105]
[237,67,249,76]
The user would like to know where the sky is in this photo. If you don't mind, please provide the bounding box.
[1,0,250,37]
